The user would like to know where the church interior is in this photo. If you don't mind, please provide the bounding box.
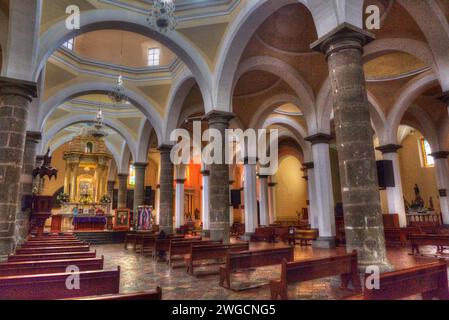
[1,0,449,301]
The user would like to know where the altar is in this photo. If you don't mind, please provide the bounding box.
[50,203,113,232]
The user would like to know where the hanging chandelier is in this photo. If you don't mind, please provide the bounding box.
[92,107,108,138]
[147,0,178,33]
[108,74,127,105]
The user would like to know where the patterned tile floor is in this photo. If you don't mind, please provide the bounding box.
[93,242,444,300]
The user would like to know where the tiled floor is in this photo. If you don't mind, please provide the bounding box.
[94,241,444,300]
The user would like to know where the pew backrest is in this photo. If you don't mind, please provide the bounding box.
[15,245,90,255]
[0,267,120,300]
[190,243,250,261]
[227,246,294,271]
[8,251,97,262]
[363,261,449,300]
[68,287,162,300]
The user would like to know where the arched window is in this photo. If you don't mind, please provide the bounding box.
[420,138,434,168]
[129,165,136,187]
[85,142,93,154]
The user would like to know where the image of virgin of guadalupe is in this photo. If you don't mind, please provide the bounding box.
[143,208,150,230]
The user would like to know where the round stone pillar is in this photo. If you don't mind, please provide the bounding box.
[175,179,185,229]
[15,131,41,245]
[133,162,148,223]
[302,162,316,228]
[268,179,277,224]
[0,77,37,260]
[311,25,390,269]
[201,169,210,236]
[204,111,234,243]
[376,144,407,227]
[158,145,174,235]
[258,174,269,227]
[117,173,128,209]
[243,159,258,236]
[430,151,449,224]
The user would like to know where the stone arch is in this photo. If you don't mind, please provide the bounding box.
[40,114,138,161]
[213,0,358,111]
[235,56,316,130]
[39,81,162,144]
[119,142,133,174]
[386,70,439,144]
[136,120,154,163]
[164,70,200,141]
[34,9,213,110]
[404,105,440,151]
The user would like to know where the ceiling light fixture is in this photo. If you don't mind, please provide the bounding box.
[147,0,178,33]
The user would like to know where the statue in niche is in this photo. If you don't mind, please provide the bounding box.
[411,184,425,210]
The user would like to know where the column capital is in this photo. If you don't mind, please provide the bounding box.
[440,91,449,104]
[158,144,173,153]
[203,110,235,124]
[376,144,402,154]
[430,151,449,160]
[305,133,333,145]
[302,162,314,170]
[310,23,375,59]
[26,131,42,144]
[200,170,210,176]
[243,156,258,165]
[175,178,186,184]
[0,77,37,102]
[257,174,269,179]
[118,173,129,178]
[133,162,148,169]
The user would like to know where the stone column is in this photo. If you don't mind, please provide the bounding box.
[175,179,185,229]
[0,77,37,260]
[311,25,390,269]
[107,181,115,200]
[204,111,234,243]
[155,185,160,225]
[201,170,210,236]
[133,162,148,223]
[229,180,235,226]
[15,131,41,245]
[158,145,174,234]
[305,134,336,248]
[430,152,449,224]
[302,162,317,228]
[243,159,258,236]
[117,173,128,209]
[268,179,277,224]
[258,174,269,226]
[376,144,407,227]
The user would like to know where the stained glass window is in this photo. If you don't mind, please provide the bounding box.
[129,165,136,187]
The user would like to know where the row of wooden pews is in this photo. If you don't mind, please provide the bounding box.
[0,233,161,300]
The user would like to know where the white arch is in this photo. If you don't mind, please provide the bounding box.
[235,56,316,130]
[407,105,440,151]
[136,120,154,163]
[40,114,138,161]
[34,9,213,110]
[163,70,198,141]
[119,142,132,174]
[213,0,360,111]
[39,81,163,144]
[386,71,439,144]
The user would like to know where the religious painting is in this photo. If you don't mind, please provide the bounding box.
[114,209,130,230]
[137,206,153,230]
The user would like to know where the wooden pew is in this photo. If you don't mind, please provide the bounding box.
[294,229,318,246]
[274,227,289,243]
[0,268,120,300]
[28,235,77,241]
[270,251,361,300]
[219,246,294,290]
[0,257,104,277]
[185,242,250,276]
[167,239,223,267]
[152,236,202,260]
[69,287,162,300]
[15,245,90,255]
[347,261,449,300]
[8,251,97,262]
[410,234,449,255]
[251,227,275,243]
[384,227,421,246]
[20,241,85,248]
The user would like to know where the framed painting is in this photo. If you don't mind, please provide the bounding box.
[114,209,130,230]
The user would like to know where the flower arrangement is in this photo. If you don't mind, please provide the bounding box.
[56,192,70,204]
[79,194,94,205]
[100,195,112,205]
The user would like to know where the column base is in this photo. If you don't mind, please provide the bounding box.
[210,229,231,244]
[202,230,211,238]
[312,237,336,249]
[240,232,254,242]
